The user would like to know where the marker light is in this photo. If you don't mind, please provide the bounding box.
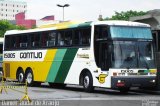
[113,72,117,76]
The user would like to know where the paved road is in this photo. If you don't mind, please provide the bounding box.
[0,83,160,106]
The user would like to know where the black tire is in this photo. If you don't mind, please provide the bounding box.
[119,87,130,93]
[0,70,6,81]
[83,72,94,92]
[26,70,34,86]
[49,83,66,88]
[0,70,3,81]
[16,69,25,83]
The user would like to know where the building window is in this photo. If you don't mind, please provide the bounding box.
[13,10,14,12]
[1,9,3,11]
[17,5,18,7]
[13,5,14,7]
[6,4,7,6]
[1,14,3,16]
[6,9,7,11]
[6,14,7,16]
[1,4,3,6]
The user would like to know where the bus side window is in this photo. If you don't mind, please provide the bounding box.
[41,32,48,47]
[72,27,91,46]
[57,31,65,46]
[5,36,10,49]
[15,36,20,48]
[81,28,91,45]
[64,30,72,46]
[47,31,57,47]
[73,29,81,46]
[30,33,41,48]
[19,35,28,48]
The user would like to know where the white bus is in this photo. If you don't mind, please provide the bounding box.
[3,21,157,92]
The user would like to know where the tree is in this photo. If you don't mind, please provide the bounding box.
[103,10,147,21]
[16,25,26,30]
[0,20,26,37]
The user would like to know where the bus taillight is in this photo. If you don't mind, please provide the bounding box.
[116,80,125,87]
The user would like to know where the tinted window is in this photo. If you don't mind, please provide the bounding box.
[30,33,41,48]
[47,32,57,47]
[73,27,91,46]
[4,27,91,50]
[94,25,109,40]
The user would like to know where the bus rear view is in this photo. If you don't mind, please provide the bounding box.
[94,21,157,92]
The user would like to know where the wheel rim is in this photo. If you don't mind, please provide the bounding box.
[27,72,32,84]
[18,73,24,82]
[84,76,90,88]
[0,71,3,77]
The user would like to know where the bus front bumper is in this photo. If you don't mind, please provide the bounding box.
[111,76,156,88]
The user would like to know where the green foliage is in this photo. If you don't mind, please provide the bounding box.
[31,25,37,29]
[0,20,26,37]
[104,10,147,21]
[16,25,26,30]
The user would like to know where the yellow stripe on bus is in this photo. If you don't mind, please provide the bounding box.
[40,49,57,81]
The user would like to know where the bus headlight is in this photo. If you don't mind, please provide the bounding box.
[150,80,155,83]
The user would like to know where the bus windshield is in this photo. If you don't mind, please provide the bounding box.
[110,26,152,39]
[112,41,155,69]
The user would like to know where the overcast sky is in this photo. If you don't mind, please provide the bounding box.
[22,0,160,21]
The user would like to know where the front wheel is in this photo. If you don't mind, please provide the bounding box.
[83,72,94,92]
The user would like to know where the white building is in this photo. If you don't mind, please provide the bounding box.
[0,0,27,20]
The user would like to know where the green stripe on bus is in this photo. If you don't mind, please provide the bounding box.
[54,48,78,83]
[46,49,67,82]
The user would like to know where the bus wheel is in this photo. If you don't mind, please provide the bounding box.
[0,71,6,81]
[26,70,34,86]
[17,69,25,83]
[83,72,94,92]
[0,70,2,81]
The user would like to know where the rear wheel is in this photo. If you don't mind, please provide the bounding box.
[26,70,34,86]
[17,69,25,83]
[0,70,6,81]
[0,70,3,81]
[83,72,94,92]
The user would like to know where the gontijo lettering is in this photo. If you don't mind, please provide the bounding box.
[20,52,42,59]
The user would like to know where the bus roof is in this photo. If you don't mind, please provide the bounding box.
[93,20,150,27]
[5,20,150,35]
